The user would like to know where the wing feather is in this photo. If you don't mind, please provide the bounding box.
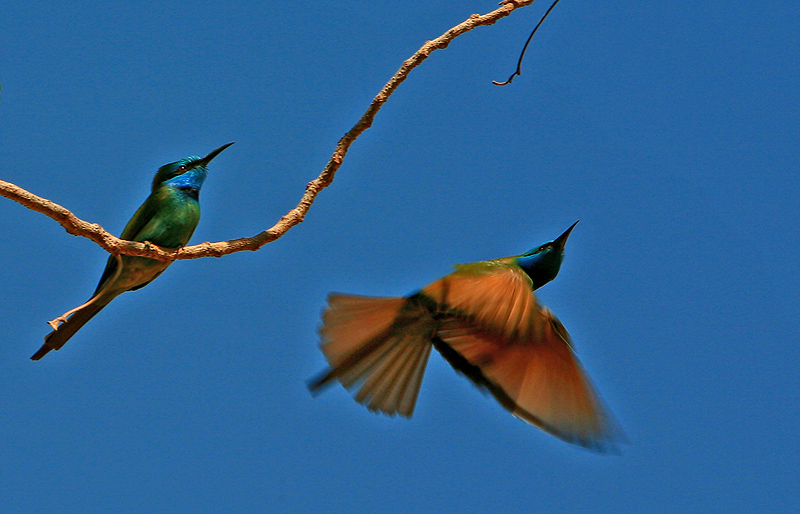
[310,294,435,418]
[426,265,622,450]
[422,264,543,340]
[437,310,622,450]
[311,268,622,449]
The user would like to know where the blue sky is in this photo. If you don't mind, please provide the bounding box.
[1,1,798,512]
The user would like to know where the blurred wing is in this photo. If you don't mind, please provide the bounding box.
[309,294,435,418]
[422,262,544,341]
[436,308,622,450]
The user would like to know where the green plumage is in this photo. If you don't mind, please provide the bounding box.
[31,142,233,360]
[93,185,202,296]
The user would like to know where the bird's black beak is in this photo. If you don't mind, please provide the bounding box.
[552,221,579,252]
[198,142,235,167]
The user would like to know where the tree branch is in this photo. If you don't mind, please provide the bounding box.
[0,1,534,262]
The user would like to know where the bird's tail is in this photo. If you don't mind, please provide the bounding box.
[30,296,112,360]
[308,294,435,418]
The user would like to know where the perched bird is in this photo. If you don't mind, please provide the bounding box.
[309,222,623,450]
[31,142,234,360]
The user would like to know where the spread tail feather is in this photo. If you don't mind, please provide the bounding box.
[309,294,435,417]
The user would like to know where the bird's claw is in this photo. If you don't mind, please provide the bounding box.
[48,315,68,330]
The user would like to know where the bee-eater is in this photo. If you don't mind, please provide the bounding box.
[309,222,623,450]
[31,142,234,360]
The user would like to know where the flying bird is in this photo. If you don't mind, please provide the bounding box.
[309,222,623,450]
[31,142,234,360]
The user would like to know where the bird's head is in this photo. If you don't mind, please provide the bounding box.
[515,221,578,290]
[152,142,234,195]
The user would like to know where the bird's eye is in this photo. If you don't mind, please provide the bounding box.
[177,165,187,172]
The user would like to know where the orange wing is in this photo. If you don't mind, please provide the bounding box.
[422,262,545,341]
[426,266,622,450]
[309,294,434,418]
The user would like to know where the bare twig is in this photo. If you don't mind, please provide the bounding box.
[493,0,563,86]
[0,1,535,262]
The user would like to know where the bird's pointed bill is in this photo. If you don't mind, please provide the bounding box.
[552,220,579,251]
[197,142,235,167]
